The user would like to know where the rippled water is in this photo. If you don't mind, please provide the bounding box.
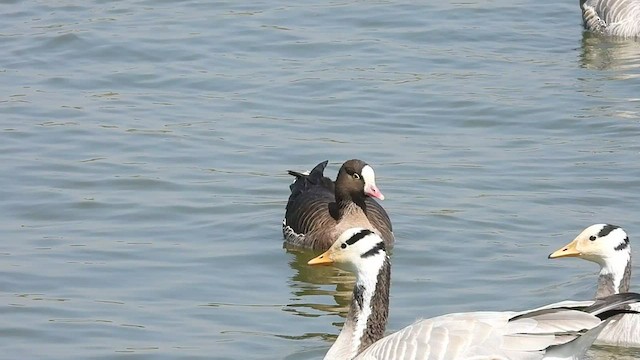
[2,1,640,359]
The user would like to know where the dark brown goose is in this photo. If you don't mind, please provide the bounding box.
[282,159,393,251]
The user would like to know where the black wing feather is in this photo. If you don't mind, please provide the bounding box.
[285,161,335,235]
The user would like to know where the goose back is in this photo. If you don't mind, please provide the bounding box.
[582,0,640,37]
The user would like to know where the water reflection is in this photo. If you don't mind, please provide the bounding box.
[577,33,640,122]
[580,33,640,75]
[281,247,354,359]
[586,345,640,360]
[284,247,354,320]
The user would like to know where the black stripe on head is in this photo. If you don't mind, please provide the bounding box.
[346,229,374,245]
[361,241,385,258]
[598,224,620,238]
[615,236,630,251]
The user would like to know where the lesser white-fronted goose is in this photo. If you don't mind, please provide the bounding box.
[549,224,640,347]
[283,160,393,251]
[309,228,640,360]
[581,0,640,37]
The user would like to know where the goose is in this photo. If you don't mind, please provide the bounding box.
[308,228,640,360]
[580,0,640,37]
[283,160,393,251]
[549,224,640,347]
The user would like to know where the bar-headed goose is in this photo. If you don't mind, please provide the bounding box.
[283,160,393,250]
[309,228,640,360]
[549,224,639,347]
[581,0,640,37]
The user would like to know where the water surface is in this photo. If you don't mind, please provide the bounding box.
[1,1,640,359]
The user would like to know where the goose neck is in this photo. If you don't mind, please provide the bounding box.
[596,253,632,298]
[335,190,367,213]
[324,257,390,360]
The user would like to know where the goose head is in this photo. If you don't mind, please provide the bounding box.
[549,224,630,267]
[308,228,388,275]
[549,224,631,296]
[335,160,385,202]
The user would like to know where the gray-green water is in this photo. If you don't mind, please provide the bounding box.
[1,1,639,359]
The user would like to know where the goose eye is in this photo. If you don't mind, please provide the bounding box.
[341,243,347,249]
[353,173,360,180]
[589,235,596,241]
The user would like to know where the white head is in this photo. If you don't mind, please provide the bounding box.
[308,228,387,276]
[549,224,631,275]
[361,165,384,201]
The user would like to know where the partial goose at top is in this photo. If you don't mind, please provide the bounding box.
[283,160,393,251]
[581,0,640,37]
[309,228,640,360]
[549,223,640,347]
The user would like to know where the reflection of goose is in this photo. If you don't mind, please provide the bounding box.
[580,31,640,72]
[283,160,393,251]
[309,228,640,360]
[285,248,354,318]
[549,224,640,347]
[581,0,640,37]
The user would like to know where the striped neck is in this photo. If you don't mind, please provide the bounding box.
[595,251,632,298]
[324,256,390,360]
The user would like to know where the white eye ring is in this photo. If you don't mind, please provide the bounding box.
[353,173,360,179]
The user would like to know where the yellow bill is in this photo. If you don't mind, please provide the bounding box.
[308,249,334,265]
[548,239,581,259]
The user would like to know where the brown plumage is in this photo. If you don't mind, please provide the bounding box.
[282,160,393,251]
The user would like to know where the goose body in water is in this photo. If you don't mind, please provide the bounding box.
[581,0,640,37]
[283,160,393,251]
[549,224,640,347]
[309,228,640,360]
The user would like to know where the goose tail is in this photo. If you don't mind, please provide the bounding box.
[287,160,331,193]
[543,319,609,360]
[544,292,640,359]
[287,160,328,179]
